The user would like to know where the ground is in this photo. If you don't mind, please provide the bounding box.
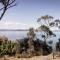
[0,53,60,60]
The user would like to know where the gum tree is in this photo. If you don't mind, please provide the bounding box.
[37,15,56,57]
[37,15,55,43]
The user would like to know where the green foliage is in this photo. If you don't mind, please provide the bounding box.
[0,35,52,58]
[41,15,53,20]
[40,25,49,31]
[0,36,16,56]
[37,15,53,22]
[27,28,35,36]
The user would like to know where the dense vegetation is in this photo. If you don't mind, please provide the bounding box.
[0,36,16,57]
[0,28,53,58]
[0,36,52,58]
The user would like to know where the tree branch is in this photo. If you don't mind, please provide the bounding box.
[8,0,15,6]
[0,7,7,20]
[7,3,16,9]
[0,0,16,20]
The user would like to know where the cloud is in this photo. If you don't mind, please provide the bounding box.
[0,21,27,29]
[0,21,39,29]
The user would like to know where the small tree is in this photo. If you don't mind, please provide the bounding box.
[37,15,56,57]
[27,28,35,47]
[37,15,55,43]
[27,28,36,56]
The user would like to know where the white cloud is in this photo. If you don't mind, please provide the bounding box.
[0,21,26,29]
[0,21,59,30]
[0,21,39,29]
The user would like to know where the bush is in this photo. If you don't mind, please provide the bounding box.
[0,36,16,56]
[0,36,52,58]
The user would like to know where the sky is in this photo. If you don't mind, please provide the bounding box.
[0,0,60,29]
